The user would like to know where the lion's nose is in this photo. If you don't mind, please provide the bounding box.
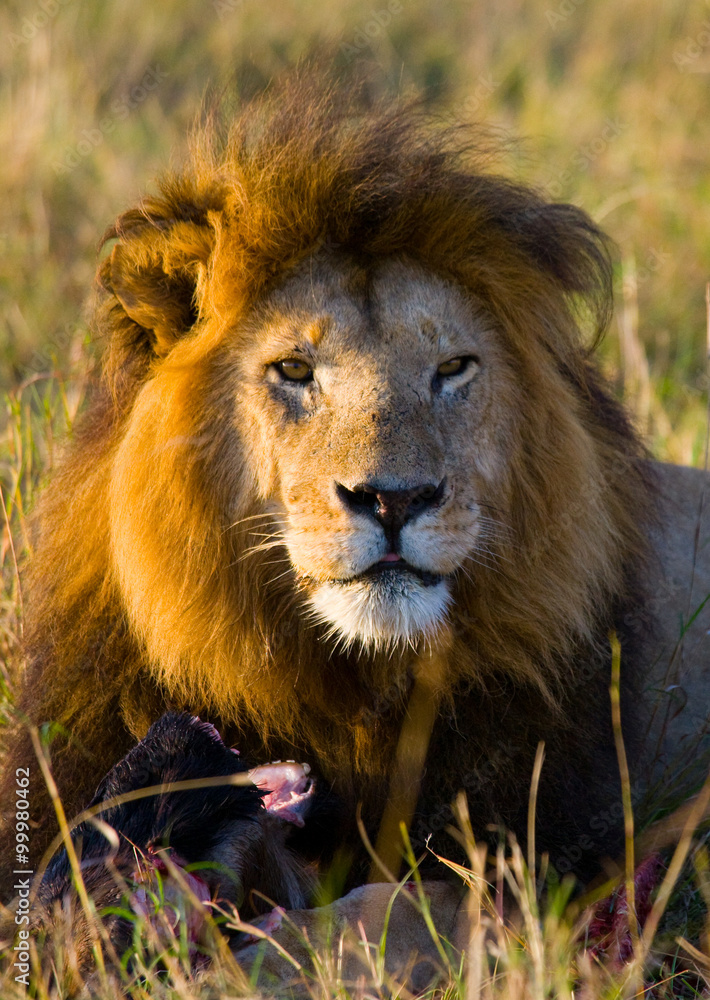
[335,480,445,538]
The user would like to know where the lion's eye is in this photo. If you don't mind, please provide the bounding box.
[274,359,313,382]
[437,356,476,378]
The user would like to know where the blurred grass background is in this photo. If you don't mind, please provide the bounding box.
[1,5,710,992]
[1,0,710,464]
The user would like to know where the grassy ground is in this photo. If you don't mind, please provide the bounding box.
[2,0,710,995]
[1,765,710,998]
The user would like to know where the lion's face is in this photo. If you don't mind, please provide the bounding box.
[235,253,517,649]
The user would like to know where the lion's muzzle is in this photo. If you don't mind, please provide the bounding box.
[334,479,446,551]
[283,478,459,649]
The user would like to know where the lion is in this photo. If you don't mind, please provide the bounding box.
[1,75,709,902]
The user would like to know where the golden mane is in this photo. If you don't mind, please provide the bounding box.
[1,73,656,888]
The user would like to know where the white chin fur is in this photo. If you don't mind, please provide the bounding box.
[306,573,452,651]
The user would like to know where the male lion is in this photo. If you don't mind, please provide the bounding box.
[1,77,709,900]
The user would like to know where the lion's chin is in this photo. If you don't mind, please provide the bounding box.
[305,570,452,651]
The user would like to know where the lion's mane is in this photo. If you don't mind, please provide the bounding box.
[1,75,655,886]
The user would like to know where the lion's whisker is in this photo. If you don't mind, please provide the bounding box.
[475,501,508,517]
[225,512,279,532]
[238,540,287,560]
[239,549,282,561]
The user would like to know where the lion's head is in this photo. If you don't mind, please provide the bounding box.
[22,77,653,771]
[138,250,598,655]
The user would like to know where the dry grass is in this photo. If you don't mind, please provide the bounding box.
[2,736,710,998]
[2,0,710,995]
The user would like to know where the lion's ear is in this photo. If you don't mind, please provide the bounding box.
[99,198,216,357]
